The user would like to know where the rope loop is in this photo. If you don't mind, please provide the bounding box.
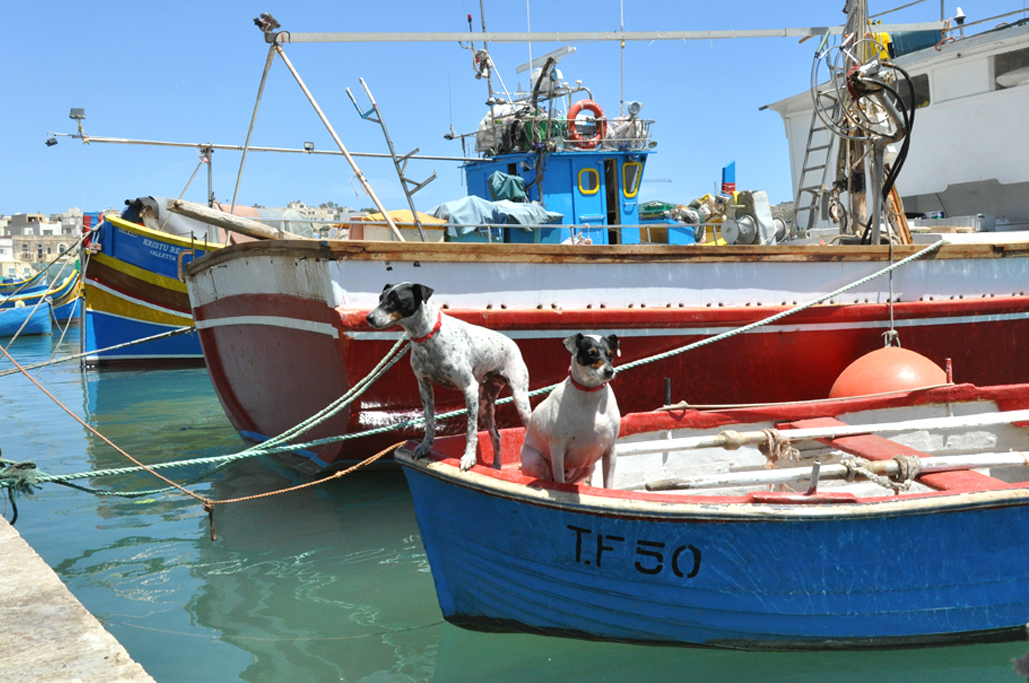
[758,429,800,469]
[892,454,924,486]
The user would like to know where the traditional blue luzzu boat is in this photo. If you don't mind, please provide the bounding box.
[399,382,1029,650]
[0,303,53,338]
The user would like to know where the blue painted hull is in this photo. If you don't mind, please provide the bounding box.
[82,214,216,364]
[83,309,201,362]
[401,454,1029,649]
[52,296,81,323]
[0,304,53,337]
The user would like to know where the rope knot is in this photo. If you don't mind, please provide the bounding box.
[0,461,42,497]
[758,429,800,470]
[892,454,924,490]
[719,430,744,450]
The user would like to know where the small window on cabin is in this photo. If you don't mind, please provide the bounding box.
[897,73,931,110]
[995,47,1029,89]
[622,162,643,198]
[578,168,600,195]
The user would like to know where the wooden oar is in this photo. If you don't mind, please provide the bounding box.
[617,409,1029,458]
[645,451,1029,491]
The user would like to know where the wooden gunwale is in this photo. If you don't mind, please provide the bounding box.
[401,448,1029,523]
[184,237,1029,276]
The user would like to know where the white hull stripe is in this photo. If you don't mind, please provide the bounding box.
[195,315,340,338]
[342,310,1029,341]
[84,353,204,362]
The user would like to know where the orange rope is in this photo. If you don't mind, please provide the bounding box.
[1,341,410,541]
[0,342,207,503]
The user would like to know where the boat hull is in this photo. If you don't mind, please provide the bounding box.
[0,303,53,337]
[185,239,1029,472]
[399,384,1029,649]
[82,216,212,364]
[402,458,1029,648]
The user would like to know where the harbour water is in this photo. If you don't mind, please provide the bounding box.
[2,326,1026,682]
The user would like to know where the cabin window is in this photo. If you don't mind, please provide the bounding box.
[578,168,600,195]
[995,47,1029,89]
[897,73,931,109]
[622,162,643,198]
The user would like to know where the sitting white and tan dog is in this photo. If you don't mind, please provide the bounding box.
[520,333,621,487]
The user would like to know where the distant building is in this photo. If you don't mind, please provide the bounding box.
[285,200,338,222]
[0,238,36,279]
[7,213,54,236]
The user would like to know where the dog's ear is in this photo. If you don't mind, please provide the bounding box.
[563,334,583,354]
[412,284,434,303]
[605,334,621,357]
[381,283,393,293]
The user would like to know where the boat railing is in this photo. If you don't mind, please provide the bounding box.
[325,219,704,243]
[472,112,655,156]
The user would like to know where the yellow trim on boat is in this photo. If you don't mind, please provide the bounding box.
[92,251,188,294]
[84,281,193,326]
[106,214,222,251]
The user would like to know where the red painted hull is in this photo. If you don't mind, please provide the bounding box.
[193,291,1029,473]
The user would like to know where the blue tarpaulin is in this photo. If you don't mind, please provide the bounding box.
[429,196,563,239]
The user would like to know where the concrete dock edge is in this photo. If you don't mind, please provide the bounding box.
[0,516,157,683]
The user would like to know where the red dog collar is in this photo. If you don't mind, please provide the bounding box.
[568,366,606,392]
[410,312,443,343]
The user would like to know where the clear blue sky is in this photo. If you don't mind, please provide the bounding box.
[2,1,1016,216]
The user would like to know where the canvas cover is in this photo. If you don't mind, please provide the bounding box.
[429,196,563,238]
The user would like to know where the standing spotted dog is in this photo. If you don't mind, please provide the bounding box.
[366,282,532,471]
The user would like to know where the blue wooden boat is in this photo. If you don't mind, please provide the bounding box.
[399,382,1029,649]
[0,271,48,298]
[0,271,78,310]
[51,286,82,324]
[0,303,53,337]
[82,197,313,365]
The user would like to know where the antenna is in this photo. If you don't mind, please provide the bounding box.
[526,0,533,89]
[620,0,625,116]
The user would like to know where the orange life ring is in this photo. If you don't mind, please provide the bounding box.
[567,100,606,150]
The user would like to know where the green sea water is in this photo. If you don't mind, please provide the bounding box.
[2,327,1027,683]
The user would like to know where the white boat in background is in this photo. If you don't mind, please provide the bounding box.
[769,10,1029,235]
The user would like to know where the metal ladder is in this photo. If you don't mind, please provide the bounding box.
[793,104,838,235]
[347,78,437,242]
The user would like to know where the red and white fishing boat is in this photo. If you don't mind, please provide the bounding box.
[183,7,1029,474]
[185,237,1029,473]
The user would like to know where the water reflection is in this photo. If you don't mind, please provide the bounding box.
[434,625,1027,683]
[5,327,1028,683]
[190,462,441,682]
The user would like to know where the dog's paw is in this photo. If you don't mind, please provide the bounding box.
[459,452,477,471]
[413,441,433,459]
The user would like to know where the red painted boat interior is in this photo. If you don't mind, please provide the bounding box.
[420,383,1029,505]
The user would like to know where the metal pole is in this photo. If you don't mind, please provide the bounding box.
[272,42,404,241]
[231,43,276,214]
[206,147,214,207]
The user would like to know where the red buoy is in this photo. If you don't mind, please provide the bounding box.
[829,347,947,399]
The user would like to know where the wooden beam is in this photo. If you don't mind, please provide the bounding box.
[166,199,310,241]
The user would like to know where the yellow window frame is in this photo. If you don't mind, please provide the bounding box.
[622,161,643,198]
[578,168,600,195]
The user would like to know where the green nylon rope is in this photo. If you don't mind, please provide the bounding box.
[7,240,945,498]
